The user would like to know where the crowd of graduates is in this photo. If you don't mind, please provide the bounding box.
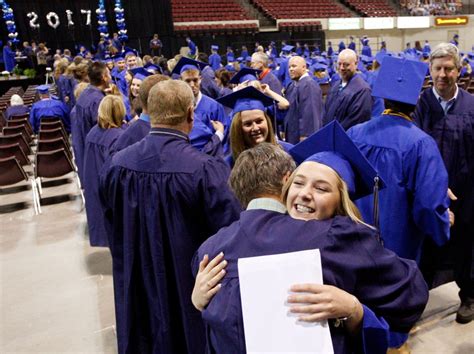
[4,33,474,353]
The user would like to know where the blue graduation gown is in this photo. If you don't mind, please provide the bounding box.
[413,89,474,293]
[29,98,70,133]
[100,128,241,354]
[364,70,384,117]
[83,125,126,247]
[188,40,197,56]
[413,88,474,227]
[56,75,71,107]
[348,42,356,51]
[193,212,428,354]
[3,45,16,72]
[260,70,282,95]
[200,66,222,99]
[323,74,372,130]
[111,114,151,153]
[284,75,323,144]
[348,114,450,262]
[71,85,105,183]
[195,94,229,153]
[5,105,29,120]
[209,53,221,71]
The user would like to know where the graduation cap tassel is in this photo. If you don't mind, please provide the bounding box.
[372,176,383,245]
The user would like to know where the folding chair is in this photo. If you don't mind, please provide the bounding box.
[6,117,34,136]
[37,137,72,158]
[35,148,85,212]
[0,156,40,214]
[0,133,31,155]
[2,125,32,144]
[0,143,30,165]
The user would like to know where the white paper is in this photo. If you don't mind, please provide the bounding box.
[238,249,334,354]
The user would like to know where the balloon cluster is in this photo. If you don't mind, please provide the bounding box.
[114,0,128,43]
[1,0,19,44]
[96,0,109,39]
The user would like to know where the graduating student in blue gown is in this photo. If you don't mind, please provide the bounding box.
[412,43,474,323]
[100,80,241,354]
[284,56,323,144]
[3,41,16,72]
[71,62,110,182]
[348,56,450,263]
[217,86,292,166]
[197,53,223,99]
[187,37,197,57]
[83,95,127,247]
[29,85,70,133]
[192,133,428,354]
[324,49,372,130]
[173,57,230,153]
[249,52,283,95]
[209,45,221,71]
[348,36,356,51]
[360,37,372,57]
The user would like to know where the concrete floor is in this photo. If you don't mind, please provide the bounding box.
[1,177,473,353]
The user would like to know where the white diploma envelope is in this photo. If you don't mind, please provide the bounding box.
[238,249,334,354]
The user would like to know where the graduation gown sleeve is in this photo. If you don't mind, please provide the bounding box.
[403,135,451,248]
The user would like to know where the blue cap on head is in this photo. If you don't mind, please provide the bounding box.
[171,57,208,76]
[123,47,138,57]
[144,63,163,74]
[130,67,152,81]
[282,45,294,52]
[289,121,384,200]
[113,53,125,62]
[216,86,274,115]
[312,63,327,71]
[104,56,113,63]
[229,67,262,84]
[36,84,50,94]
[372,56,428,105]
[211,45,219,51]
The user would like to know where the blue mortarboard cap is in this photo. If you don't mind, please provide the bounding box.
[104,57,113,63]
[229,67,262,84]
[282,45,294,52]
[372,56,428,105]
[422,52,430,59]
[123,47,138,57]
[289,121,384,200]
[375,52,387,65]
[317,57,328,65]
[172,57,208,76]
[211,45,219,51]
[144,63,163,74]
[130,67,153,81]
[216,86,274,114]
[245,56,252,62]
[113,53,124,62]
[36,84,50,94]
[312,63,327,71]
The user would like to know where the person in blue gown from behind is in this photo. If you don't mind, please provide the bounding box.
[84,95,127,247]
[29,85,70,133]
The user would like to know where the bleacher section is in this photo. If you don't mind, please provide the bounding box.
[342,0,397,17]
[251,0,352,19]
[172,0,259,34]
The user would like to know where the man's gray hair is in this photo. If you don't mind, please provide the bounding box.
[430,43,461,69]
[10,94,24,106]
[230,143,296,208]
[251,52,269,67]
